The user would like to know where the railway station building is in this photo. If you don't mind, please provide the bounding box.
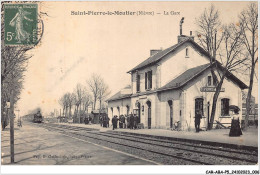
[107,32,247,131]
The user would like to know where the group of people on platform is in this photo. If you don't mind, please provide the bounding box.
[84,113,140,130]
[99,115,110,128]
[112,114,139,130]
[83,116,93,125]
[86,106,242,136]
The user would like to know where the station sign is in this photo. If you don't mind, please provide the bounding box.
[200,87,225,92]
[139,95,147,100]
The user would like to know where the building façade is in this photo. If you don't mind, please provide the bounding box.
[107,32,248,131]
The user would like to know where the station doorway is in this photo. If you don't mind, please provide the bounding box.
[147,101,151,129]
[195,98,204,115]
[168,100,173,128]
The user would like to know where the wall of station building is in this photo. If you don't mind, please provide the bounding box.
[108,98,131,119]
[108,70,243,131]
[130,43,210,95]
[130,93,159,128]
[160,43,209,87]
[186,69,242,130]
[158,69,243,131]
[131,64,159,94]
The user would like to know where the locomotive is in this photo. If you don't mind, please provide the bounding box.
[33,111,43,123]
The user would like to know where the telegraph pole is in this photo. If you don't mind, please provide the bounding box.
[9,88,15,163]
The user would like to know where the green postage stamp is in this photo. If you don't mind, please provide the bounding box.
[4,3,38,45]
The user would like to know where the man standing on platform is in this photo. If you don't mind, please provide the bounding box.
[133,114,138,129]
[130,113,134,129]
[119,115,123,128]
[112,115,118,130]
[195,111,202,132]
[122,115,126,128]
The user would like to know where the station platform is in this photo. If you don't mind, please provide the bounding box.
[56,122,258,148]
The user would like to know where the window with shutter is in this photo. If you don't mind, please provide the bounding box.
[208,76,212,86]
[213,77,217,86]
[145,72,147,90]
[136,74,140,92]
[149,71,152,89]
[145,71,152,90]
[221,98,230,116]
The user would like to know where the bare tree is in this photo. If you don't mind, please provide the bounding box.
[98,78,110,112]
[59,94,68,117]
[1,71,24,130]
[239,3,258,130]
[196,5,247,130]
[207,23,246,129]
[87,74,102,110]
[196,5,223,60]
[196,5,223,130]
[66,92,75,118]
[82,92,92,115]
[74,83,87,122]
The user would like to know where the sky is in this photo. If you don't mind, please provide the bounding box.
[15,1,258,116]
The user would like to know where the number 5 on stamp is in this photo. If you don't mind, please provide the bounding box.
[4,3,38,45]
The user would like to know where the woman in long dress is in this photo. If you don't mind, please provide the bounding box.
[229,107,243,137]
[9,7,33,43]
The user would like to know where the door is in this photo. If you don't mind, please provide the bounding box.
[137,103,141,124]
[170,106,173,128]
[147,101,151,129]
[168,100,173,128]
[195,98,204,115]
[148,107,151,129]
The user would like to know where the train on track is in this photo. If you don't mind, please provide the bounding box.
[33,111,44,123]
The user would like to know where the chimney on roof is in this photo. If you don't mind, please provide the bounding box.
[178,17,186,43]
[177,17,194,43]
[180,17,184,35]
[189,31,194,41]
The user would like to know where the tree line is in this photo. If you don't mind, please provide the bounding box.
[58,74,110,122]
[195,3,258,130]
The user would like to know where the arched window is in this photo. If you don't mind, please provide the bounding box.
[221,98,230,116]
[136,74,140,92]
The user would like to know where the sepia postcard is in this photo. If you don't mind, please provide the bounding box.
[1,1,259,174]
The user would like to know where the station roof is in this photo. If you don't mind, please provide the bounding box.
[127,38,211,73]
[158,62,248,92]
[106,85,132,102]
[108,63,248,102]
[158,63,211,91]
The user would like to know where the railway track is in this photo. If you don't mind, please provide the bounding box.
[36,123,258,165]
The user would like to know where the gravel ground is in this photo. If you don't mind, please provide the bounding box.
[41,123,258,165]
[102,131,257,162]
